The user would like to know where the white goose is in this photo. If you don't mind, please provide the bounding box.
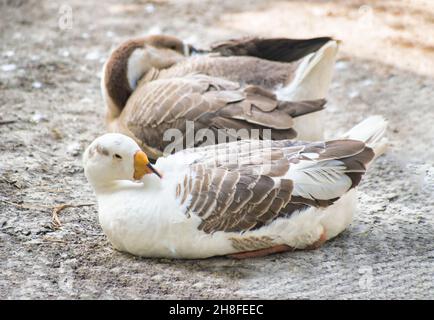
[83,117,387,259]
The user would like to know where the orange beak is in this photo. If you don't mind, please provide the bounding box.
[133,151,162,180]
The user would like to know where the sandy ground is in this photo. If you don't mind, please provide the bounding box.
[1,0,433,299]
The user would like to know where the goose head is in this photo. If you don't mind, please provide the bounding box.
[83,133,161,189]
[101,35,193,121]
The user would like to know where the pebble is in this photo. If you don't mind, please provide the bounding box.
[146,26,162,35]
[59,50,70,57]
[32,81,43,89]
[145,4,155,14]
[1,64,17,72]
[192,282,205,289]
[51,128,63,140]
[348,89,360,99]
[151,274,164,281]
[386,193,399,201]
[79,97,92,104]
[335,61,348,70]
[31,113,48,123]
[311,7,325,16]
[85,51,100,60]
[3,50,15,57]
[67,142,81,156]
[360,79,373,86]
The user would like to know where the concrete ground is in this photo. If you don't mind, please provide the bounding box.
[0,0,433,299]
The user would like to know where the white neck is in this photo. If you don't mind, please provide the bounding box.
[127,49,151,89]
[91,179,142,196]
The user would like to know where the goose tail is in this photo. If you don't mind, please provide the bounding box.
[342,115,388,159]
[273,40,339,141]
[275,40,339,101]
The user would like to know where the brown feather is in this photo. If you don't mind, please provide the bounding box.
[210,37,334,63]
[122,75,326,154]
[180,138,374,234]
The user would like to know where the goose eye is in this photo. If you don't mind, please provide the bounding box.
[113,154,122,160]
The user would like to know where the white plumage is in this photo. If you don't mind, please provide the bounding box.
[286,160,352,200]
[83,117,387,259]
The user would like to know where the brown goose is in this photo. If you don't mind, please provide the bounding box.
[101,35,339,159]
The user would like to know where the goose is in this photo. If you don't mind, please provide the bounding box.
[101,35,339,159]
[83,116,387,259]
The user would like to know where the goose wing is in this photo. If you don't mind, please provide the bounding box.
[153,36,337,91]
[121,74,325,155]
[173,139,374,234]
[209,37,334,63]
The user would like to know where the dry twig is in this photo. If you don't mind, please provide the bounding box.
[51,203,94,229]
[0,120,16,125]
[1,199,94,230]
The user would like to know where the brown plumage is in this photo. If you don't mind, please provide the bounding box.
[173,139,374,234]
[101,35,338,159]
[210,36,333,63]
[122,75,326,153]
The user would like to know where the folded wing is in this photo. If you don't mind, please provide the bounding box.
[174,139,374,234]
[121,75,325,153]
[210,37,334,63]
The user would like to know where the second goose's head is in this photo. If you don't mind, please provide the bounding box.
[102,35,190,121]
